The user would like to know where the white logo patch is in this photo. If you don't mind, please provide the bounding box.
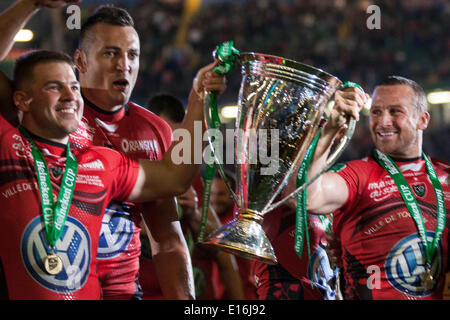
[385,232,442,297]
[79,159,105,171]
[97,204,134,259]
[21,216,91,293]
[307,245,337,300]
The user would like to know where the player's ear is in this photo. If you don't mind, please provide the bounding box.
[74,49,88,74]
[13,90,32,113]
[417,111,430,130]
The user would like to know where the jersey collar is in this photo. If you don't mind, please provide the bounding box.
[20,126,67,157]
[82,94,129,123]
[371,148,423,162]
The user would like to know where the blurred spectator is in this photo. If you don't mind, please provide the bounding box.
[2,0,447,160]
[133,0,448,161]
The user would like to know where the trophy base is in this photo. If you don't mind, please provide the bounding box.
[203,211,278,265]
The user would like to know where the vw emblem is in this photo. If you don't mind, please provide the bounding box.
[21,216,91,293]
[385,232,442,297]
[97,204,134,259]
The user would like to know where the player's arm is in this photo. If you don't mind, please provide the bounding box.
[127,62,226,202]
[0,1,81,61]
[178,187,245,299]
[141,199,195,299]
[178,186,222,236]
[215,251,246,299]
[0,1,47,119]
[180,193,246,300]
[0,1,81,121]
[306,87,369,214]
[0,0,39,61]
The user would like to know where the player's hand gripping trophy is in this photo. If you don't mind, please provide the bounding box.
[200,42,362,264]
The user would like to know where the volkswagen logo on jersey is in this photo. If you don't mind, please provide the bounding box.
[385,232,442,297]
[307,245,337,300]
[97,202,134,259]
[21,216,91,293]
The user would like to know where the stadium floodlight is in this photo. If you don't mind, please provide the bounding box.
[14,29,34,42]
[427,91,450,104]
[221,105,238,119]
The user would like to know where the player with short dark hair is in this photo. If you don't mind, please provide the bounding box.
[79,5,134,53]
[0,44,224,299]
[306,77,449,299]
[13,50,74,90]
[71,4,197,299]
[0,1,197,299]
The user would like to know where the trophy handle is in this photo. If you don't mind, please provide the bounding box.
[203,93,240,205]
[262,117,356,214]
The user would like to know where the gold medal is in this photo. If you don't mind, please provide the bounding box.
[420,269,435,291]
[44,254,63,275]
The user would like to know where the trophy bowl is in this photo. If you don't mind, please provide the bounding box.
[203,52,354,264]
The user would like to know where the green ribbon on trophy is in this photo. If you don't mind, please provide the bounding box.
[294,81,362,297]
[197,41,240,242]
[294,81,362,261]
[373,149,446,290]
[18,126,78,275]
[294,132,320,260]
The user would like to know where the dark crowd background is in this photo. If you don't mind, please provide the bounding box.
[1,0,449,162]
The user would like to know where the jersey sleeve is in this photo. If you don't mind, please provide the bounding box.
[103,149,140,202]
[333,159,372,219]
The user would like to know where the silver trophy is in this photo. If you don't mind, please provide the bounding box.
[203,52,355,264]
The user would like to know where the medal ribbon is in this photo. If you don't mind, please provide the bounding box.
[19,126,78,250]
[373,149,446,266]
[294,132,321,259]
[197,41,239,242]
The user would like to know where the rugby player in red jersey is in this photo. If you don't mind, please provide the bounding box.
[0,48,224,299]
[71,6,193,300]
[306,77,450,299]
[0,2,226,298]
[0,0,196,299]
